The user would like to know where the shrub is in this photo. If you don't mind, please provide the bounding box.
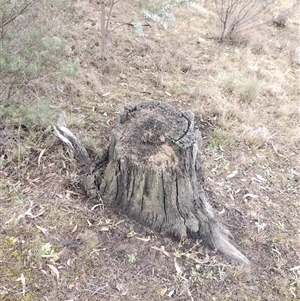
[0,0,77,125]
[138,0,204,34]
[213,0,282,42]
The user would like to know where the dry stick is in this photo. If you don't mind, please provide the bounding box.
[105,0,118,33]
[214,0,284,41]
[100,0,119,58]
[1,0,37,28]
[197,190,250,265]
[53,114,91,166]
[106,19,137,35]
[132,265,153,280]
[84,284,109,301]
[2,0,74,102]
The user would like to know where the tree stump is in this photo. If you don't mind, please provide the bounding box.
[91,101,249,265]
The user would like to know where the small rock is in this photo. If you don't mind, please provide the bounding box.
[197,37,207,44]
[292,47,300,66]
[273,11,288,27]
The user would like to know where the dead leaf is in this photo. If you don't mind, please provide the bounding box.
[25,203,45,218]
[38,148,46,166]
[256,174,266,182]
[31,209,45,218]
[71,224,78,234]
[100,226,110,231]
[159,287,168,296]
[116,283,127,295]
[59,239,82,249]
[178,283,188,297]
[35,225,49,237]
[290,265,300,271]
[218,207,225,215]
[174,258,183,276]
[48,264,60,281]
[18,202,45,220]
[243,193,259,199]
[91,203,102,211]
[5,214,18,225]
[29,177,41,183]
[226,170,238,179]
[151,246,170,257]
[65,190,80,196]
[290,169,299,176]
[134,237,151,242]
[214,154,224,161]
[16,273,26,296]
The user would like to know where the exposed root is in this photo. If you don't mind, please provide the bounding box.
[211,223,250,266]
[53,113,91,166]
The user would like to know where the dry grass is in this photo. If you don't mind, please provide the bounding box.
[1,0,299,300]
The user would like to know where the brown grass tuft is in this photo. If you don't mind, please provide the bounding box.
[242,125,273,149]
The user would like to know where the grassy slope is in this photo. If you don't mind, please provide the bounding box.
[0,1,299,300]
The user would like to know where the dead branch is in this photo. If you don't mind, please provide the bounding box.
[53,113,91,166]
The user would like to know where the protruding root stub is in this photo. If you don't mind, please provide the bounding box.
[53,113,91,167]
[92,101,250,265]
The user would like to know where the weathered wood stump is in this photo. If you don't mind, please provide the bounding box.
[54,101,249,264]
[91,101,249,265]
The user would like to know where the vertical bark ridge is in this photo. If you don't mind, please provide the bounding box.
[89,101,250,265]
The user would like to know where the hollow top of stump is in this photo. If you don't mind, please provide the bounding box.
[115,101,195,169]
[116,101,194,168]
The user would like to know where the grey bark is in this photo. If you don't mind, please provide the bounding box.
[86,101,250,265]
[54,113,91,166]
[53,102,250,264]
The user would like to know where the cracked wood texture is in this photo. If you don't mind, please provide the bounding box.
[94,101,249,265]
